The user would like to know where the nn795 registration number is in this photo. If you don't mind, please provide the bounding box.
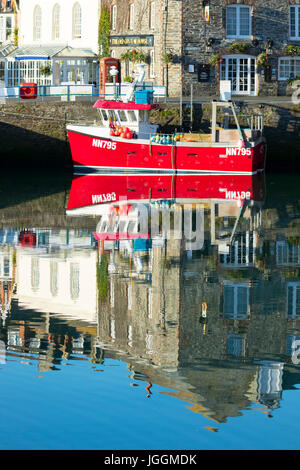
[226,147,251,156]
[92,138,116,150]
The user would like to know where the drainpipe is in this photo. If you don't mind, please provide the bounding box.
[162,0,168,93]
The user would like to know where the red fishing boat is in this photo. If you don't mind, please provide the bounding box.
[67,66,266,175]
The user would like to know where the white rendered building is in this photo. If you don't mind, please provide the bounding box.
[1,0,101,87]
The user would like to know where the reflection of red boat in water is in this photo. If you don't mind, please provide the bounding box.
[19,230,36,247]
[67,173,265,249]
[66,172,265,214]
[67,65,266,175]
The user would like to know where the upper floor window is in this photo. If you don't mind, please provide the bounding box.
[226,4,251,39]
[52,4,60,40]
[33,5,42,41]
[149,1,155,30]
[290,5,300,40]
[129,3,134,30]
[72,2,82,39]
[112,4,117,31]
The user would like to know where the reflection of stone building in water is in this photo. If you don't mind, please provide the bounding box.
[0,245,16,325]
[93,195,300,423]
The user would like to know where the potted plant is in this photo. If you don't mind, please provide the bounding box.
[228,42,251,53]
[286,45,300,56]
[123,75,134,83]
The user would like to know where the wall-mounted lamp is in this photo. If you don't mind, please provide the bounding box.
[202,0,210,6]
[207,38,214,47]
[266,39,273,49]
[252,39,259,47]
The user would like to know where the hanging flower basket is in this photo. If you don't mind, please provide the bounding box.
[209,54,222,67]
[39,65,52,77]
[256,52,269,68]
[120,49,149,64]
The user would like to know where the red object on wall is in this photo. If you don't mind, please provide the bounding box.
[99,58,119,98]
[19,230,36,247]
[20,82,37,100]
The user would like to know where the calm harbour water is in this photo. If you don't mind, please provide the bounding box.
[0,170,300,450]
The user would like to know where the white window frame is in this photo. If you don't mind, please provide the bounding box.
[33,5,42,42]
[223,282,250,320]
[0,14,13,42]
[149,49,155,78]
[52,4,60,40]
[112,5,117,31]
[287,282,300,319]
[290,5,300,40]
[72,2,82,39]
[129,3,134,31]
[149,1,155,30]
[278,57,300,81]
[226,4,252,39]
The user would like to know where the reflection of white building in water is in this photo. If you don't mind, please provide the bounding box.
[16,249,98,323]
[257,361,284,414]
[0,228,94,249]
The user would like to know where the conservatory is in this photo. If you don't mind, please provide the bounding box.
[0,44,98,88]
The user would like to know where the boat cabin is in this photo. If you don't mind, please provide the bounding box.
[93,100,159,140]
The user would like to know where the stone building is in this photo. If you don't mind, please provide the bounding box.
[104,0,182,97]
[106,0,300,97]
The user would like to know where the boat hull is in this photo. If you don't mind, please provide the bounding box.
[67,128,266,175]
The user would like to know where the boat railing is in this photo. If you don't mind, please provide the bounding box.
[217,113,264,132]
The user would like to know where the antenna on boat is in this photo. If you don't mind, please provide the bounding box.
[123,64,146,103]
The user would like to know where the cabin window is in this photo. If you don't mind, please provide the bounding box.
[108,110,117,121]
[127,110,137,122]
[101,110,108,121]
[118,109,127,122]
[139,110,145,122]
